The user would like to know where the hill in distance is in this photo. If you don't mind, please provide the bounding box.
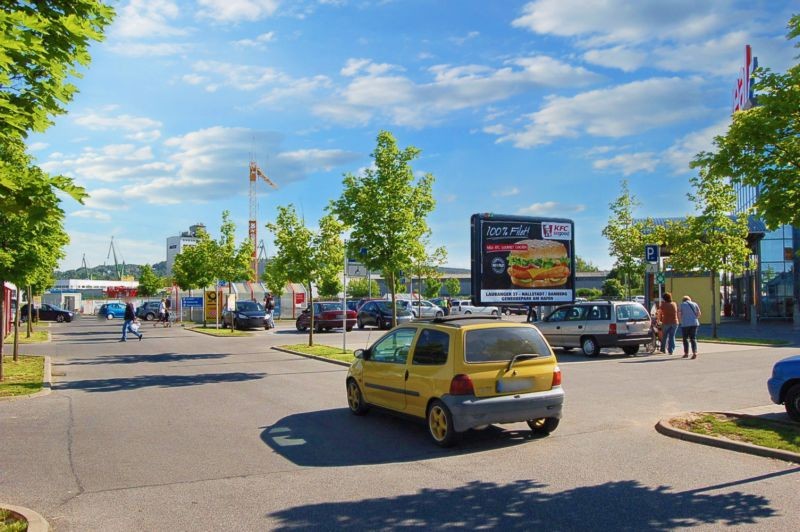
[55,261,167,280]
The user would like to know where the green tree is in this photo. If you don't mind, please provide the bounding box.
[601,278,624,298]
[444,277,461,297]
[262,259,288,297]
[0,1,114,144]
[216,210,254,289]
[346,277,379,298]
[691,15,800,327]
[577,288,602,299]
[137,265,162,297]
[173,227,216,326]
[423,277,442,299]
[576,256,600,272]
[666,171,750,338]
[267,206,345,346]
[332,131,436,324]
[409,245,447,305]
[602,180,650,298]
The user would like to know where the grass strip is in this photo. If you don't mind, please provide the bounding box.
[678,413,800,454]
[698,336,789,346]
[190,327,251,337]
[0,507,27,532]
[3,330,49,344]
[281,343,354,363]
[0,355,45,397]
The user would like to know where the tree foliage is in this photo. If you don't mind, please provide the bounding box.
[444,277,461,297]
[602,180,650,297]
[346,277,379,298]
[216,210,254,288]
[332,130,435,322]
[172,227,216,292]
[137,264,162,297]
[267,205,345,345]
[691,15,800,229]
[601,278,624,298]
[262,259,288,296]
[423,277,442,299]
[576,256,600,272]
[0,1,114,143]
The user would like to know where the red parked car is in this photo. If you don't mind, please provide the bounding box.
[296,302,357,332]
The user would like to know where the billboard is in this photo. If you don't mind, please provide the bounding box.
[470,214,576,305]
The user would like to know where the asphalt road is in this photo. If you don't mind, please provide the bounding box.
[1,317,799,531]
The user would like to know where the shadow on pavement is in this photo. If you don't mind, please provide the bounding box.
[54,372,265,392]
[261,408,542,467]
[64,353,228,365]
[268,477,778,530]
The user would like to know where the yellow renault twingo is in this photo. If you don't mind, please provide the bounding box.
[346,316,564,446]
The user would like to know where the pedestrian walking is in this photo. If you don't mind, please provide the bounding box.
[526,304,538,323]
[264,292,276,330]
[678,295,701,359]
[121,301,143,342]
[158,298,167,327]
[658,292,679,354]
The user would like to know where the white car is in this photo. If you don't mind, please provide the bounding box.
[408,299,444,318]
[449,299,500,316]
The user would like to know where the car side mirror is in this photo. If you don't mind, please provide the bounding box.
[354,348,364,359]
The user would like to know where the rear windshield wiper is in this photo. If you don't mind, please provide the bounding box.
[506,353,539,373]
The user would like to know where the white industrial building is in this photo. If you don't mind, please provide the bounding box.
[166,224,205,276]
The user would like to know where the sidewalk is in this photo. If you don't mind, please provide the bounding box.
[699,318,800,346]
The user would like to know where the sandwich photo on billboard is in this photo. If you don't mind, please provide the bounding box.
[506,239,570,288]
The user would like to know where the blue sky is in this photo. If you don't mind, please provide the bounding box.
[30,0,797,273]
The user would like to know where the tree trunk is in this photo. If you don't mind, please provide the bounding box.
[793,227,800,331]
[389,272,396,327]
[308,282,314,347]
[711,271,718,339]
[26,286,33,337]
[13,289,21,361]
[0,278,5,381]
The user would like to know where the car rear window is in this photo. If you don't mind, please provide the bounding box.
[412,329,449,366]
[616,304,648,321]
[318,303,342,311]
[236,301,263,312]
[465,327,551,363]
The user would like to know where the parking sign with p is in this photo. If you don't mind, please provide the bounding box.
[645,244,659,263]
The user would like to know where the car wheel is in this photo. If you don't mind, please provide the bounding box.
[785,383,800,422]
[106,314,113,320]
[464,310,472,315]
[377,316,385,329]
[296,321,306,332]
[527,417,560,435]
[427,399,459,447]
[145,312,155,321]
[56,315,65,323]
[622,345,640,355]
[491,310,498,316]
[357,317,365,330]
[233,319,239,330]
[504,308,511,316]
[346,326,353,332]
[435,311,443,318]
[315,321,323,333]
[347,379,369,415]
[581,336,600,357]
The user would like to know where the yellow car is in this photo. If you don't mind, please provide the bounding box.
[346,316,564,446]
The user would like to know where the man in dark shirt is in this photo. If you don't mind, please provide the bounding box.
[121,301,143,342]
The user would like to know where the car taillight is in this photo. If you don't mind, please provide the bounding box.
[609,323,617,335]
[552,366,562,387]
[449,374,475,395]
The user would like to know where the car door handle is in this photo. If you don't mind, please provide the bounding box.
[556,326,561,330]
[404,370,409,381]
[578,325,583,329]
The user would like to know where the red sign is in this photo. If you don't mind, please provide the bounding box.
[295,293,305,305]
[732,45,755,113]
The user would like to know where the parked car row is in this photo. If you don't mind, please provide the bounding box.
[19,303,76,323]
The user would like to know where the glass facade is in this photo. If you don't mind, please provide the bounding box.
[733,183,796,319]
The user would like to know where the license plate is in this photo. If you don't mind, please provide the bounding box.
[496,378,533,393]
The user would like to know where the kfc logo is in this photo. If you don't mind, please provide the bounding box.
[542,223,571,240]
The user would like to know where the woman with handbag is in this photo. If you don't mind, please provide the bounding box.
[657,292,679,355]
[678,295,701,359]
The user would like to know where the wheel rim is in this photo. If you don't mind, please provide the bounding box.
[57,315,64,322]
[584,338,596,355]
[347,381,361,411]
[428,405,449,442]
[529,418,545,429]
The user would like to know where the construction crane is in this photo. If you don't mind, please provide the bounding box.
[107,236,125,281]
[81,254,91,280]
[249,161,277,281]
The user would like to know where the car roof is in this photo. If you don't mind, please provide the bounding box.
[414,315,513,329]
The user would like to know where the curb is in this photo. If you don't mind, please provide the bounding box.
[271,346,352,367]
[656,412,800,464]
[184,328,253,338]
[0,355,52,402]
[0,503,50,531]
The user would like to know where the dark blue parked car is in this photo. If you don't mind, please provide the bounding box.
[98,302,127,320]
[768,355,800,422]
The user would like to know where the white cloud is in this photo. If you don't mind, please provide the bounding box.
[316,55,599,127]
[28,142,48,151]
[197,0,280,22]
[512,0,731,46]
[73,108,162,142]
[663,118,730,174]
[582,46,647,72]
[107,42,192,57]
[492,187,520,197]
[114,0,186,38]
[517,201,586,215]
[233,31,276,48]
[340,58,399,77]
[496,77,710,148]
[190,61,286,91]
[83,188,131,211]
[450,31,480,45]
[593,152,659,175]
[72,209,112,221]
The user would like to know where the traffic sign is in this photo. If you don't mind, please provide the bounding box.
[181,296,203,308]
[645,263,658,274]
[645,244,660,263]
[656,272,665,284]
